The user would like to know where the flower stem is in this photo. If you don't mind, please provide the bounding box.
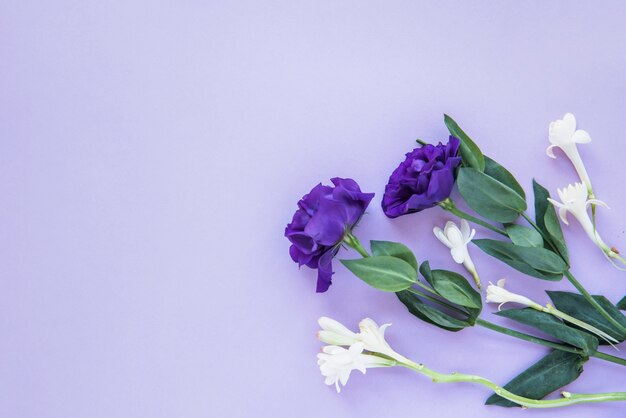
[518,211,626,336]
[438,198,508,236]
[343,232,370,258]
[563,270,626,336]
[476,318,626,366]
[405,288,626,366]
[397,359,626,408]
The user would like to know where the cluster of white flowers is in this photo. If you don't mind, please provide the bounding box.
[316,317,403,393]
[546,113,624,266]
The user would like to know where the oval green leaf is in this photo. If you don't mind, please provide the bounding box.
[340,256,416,292]
[547,291,626,342]
[370,240,418,272]
[444,114,485,171]
[505,224,543,248]
[473,239,566,280]
[457,167,527,223]
[496,308,598,355]
[533,180,569,263]
[396,290,469,331]
[430,269,481,309]
[484,156,526,199]
[485,350,587,408]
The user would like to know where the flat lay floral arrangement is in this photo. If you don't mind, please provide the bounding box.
[285,114,626,409]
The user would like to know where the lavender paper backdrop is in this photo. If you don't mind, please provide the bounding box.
[2,1,626,417]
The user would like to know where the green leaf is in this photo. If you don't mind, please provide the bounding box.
[617,296,626,311]
[419,260,434,286]
[496,308,598,355]
[340,256,416,292]
[533,180,569,264]
[473,239,566,280]
[505,224,543,248]
[457,167,527,223]
[547,291,626,342]
[486,350,587,407]
[429,269,482,309]
[484,156,525,199]
[444,114,485,171]
[370,241,418,272]
[396,290,469,331]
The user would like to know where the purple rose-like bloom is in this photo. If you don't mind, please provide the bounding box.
[285,178,374,293]
[382,136,461,218]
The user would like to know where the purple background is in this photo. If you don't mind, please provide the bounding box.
[2,1,626,417]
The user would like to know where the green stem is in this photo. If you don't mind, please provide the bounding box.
[397,359,626,408]
[476,318,626,366]
[563,270,626,335]
[476,319,581,355]
[593,351,626,366]
[438,198,508,236]
[407,278,626,366]
[343,232,370,258]
[518,211,626,336]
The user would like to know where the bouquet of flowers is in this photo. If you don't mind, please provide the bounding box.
[285,113,626,409]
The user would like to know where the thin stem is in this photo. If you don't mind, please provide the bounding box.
[476,318,626,366]
[594,351,626,366]
[476,319,581,355]
[520,212,626,336]
[547,305,619,345]
[438,198,508,236]
[397,359,626,408]
[563,270,626,336]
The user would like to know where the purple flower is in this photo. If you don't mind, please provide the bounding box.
[285,178,374,293]
[382,136,461,218]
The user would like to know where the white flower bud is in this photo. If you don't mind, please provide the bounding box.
[547,113,593,192]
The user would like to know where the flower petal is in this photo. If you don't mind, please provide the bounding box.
[559,207,569,225]
[587,199,609,209]
[433,226,452,248]
[572,129,591,144]
[546,144,558,159]
[460,219,471,241]
[562,113,577,135]
[315,249,336,293]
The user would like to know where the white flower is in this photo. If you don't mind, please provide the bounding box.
[357,318,401,360]
[433,219,480,288]
[547,183,610,251]
[317,343,394,393]
[318,317,405,362]
[485,279,543,311]
[547,113,593,192]
[317,317,359,346]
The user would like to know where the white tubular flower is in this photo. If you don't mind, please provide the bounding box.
[485,279,543,311]
[547,183,610,251]
[547,113,593,192]
[318,317,405,361]
[317,343,395,393]
[433,219,481,288]
[357,318,406,361]
[317,317,359,346]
